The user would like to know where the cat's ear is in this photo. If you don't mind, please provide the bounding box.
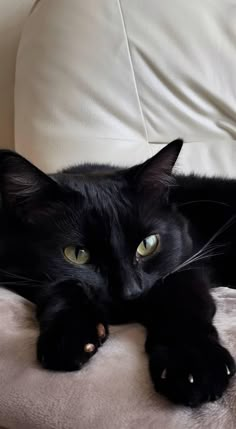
[128,139,183,193]
[0,150,60,214]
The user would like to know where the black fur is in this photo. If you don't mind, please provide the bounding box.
[0,140,236,407]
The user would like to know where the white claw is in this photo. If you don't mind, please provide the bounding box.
[188,374,194,384]
[226,366,231,376]
[161,369,167,379]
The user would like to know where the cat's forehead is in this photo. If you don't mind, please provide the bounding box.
[53,169,129,221]
[55,165,124,191]
[53,165,166,238]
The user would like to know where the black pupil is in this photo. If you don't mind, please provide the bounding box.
[75,247,80,258]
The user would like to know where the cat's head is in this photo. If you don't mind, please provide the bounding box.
[0,140,192,301]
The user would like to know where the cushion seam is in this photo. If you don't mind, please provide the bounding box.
[116,0,149,143]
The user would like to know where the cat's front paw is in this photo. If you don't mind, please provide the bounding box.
[37,292,109,371]
[149,340,235,406]
[37,319,108,371]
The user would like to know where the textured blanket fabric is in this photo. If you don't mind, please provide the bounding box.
[0,288,236,429]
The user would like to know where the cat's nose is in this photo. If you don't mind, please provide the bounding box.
[122,280,143,299]
[109,262,142,299]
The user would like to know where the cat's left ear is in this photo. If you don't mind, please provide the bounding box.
[128,139,183,193]
[0,150,61,215]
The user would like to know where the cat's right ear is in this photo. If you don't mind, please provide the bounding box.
[0,150,61,216]
[126,139,183,196]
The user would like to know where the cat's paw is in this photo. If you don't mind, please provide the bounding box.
[37,319,108,371]
[37,294,109,371]
[149,340,235,406]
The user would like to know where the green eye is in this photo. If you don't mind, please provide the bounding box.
[136,234,160,257]
[64,246,90,265]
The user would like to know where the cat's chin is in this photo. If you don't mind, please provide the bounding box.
[122,288,151,301]
[123,292,142,300]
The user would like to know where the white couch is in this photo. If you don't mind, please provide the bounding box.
[1,1,236,428]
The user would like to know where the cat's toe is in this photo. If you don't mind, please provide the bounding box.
[97,323,108,343]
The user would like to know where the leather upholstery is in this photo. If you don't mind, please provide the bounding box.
[15,0,236,176]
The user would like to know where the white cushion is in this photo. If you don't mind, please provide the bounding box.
[15,0,236,175]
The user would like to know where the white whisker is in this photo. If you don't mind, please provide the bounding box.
[0,268,41,284]
[177,252,225,269]
[178,200,232,208]
[171,245,225,272]
[164,214,236,278]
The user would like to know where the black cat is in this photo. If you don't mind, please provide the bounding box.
[0,140,235,407]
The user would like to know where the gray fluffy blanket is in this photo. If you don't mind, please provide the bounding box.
[0,287,236,429]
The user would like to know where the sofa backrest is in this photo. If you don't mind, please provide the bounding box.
[15,0,236,176]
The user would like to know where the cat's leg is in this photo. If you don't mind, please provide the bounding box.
[36,279,109,371]
[140,270,235,406]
